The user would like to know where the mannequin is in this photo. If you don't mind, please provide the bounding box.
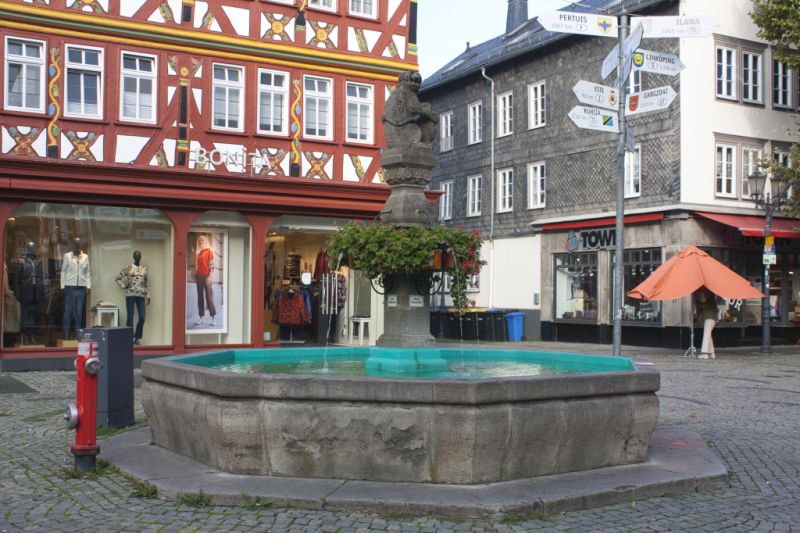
[194,235,216,326]
[115,251,150,345]
[61,237,91,339]
[14,241,45,345]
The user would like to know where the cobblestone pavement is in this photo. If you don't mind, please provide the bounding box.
[1,350,799,532]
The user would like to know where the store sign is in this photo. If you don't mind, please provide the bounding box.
[192,147,266,169]
[763,253,777,265]
[566,228,617,252]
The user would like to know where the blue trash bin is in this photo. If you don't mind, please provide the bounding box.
[505,311,526,342]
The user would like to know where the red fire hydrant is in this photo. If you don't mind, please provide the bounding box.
[64,339,102,472]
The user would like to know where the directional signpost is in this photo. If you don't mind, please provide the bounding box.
[539,8,713,356]
[632,15,714,38]
[573,80,618,110]
[625,85,677,116]
[539,11,618,38]
[631,49,685,76]
[568,105,619,132]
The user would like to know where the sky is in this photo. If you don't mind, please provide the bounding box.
[417,0,573,78]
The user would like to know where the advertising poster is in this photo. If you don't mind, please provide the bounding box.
[186,228,228,334]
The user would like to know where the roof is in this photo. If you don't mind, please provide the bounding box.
[420,0,675,93]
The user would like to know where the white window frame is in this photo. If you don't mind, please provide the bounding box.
[303,74,333,141]
[439,111,453,152]
[64,44,104,119]
[742,146,763,199]
[4,36,46,114]
[257,69,290,135]
[773,150,791,168]
[628,69,642,95]
[716,45,736,100]
[467,174,482,217]
[308,0,336,12]
[742,51,762,104]
[468,101,482,145]
[527,162,546,209]
[715,143,736,198]
[119,51,157,124]
[528,80,546,129]
[439,180,453,221]
[211,63,244,132]
[624,145,641,198]
[497,167,513,213]
[773,60,793,108]
[345,81,373,144]
[349,0,376,18]
[497,91,513,137]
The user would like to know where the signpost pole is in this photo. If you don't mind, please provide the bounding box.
[612,13,629,357]
[761,211,773,354]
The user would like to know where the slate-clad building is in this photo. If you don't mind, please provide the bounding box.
[421,0,800,348]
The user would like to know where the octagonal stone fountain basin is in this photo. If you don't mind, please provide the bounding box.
[141,347,659,484]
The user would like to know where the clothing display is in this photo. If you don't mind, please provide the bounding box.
[264,243,276,308]
[196,247,213,277]
[271,287,311,326]
[313,249,330,282]
[60,251,91,289]
[115,264,150,298]
[283,254,301,280]
[3,265,20,335]
[63,286,87,334]
[14,254,45,343]
[126,296,146,342]
[194,246,216,324]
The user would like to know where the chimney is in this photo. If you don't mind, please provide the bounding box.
[506,0,528,35]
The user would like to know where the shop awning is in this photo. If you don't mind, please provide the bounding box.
[696,212,800,238]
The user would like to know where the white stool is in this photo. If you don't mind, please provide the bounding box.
[94,307,119,327]
[349,317,371,345]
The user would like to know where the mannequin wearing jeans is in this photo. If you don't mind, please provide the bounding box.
[60,238,91,340]
[115,251,150,345]
[194,235,216,326]
[14,241,44,345]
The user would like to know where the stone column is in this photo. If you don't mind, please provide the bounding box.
[377,273,436,347]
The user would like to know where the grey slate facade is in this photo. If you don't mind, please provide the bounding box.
[421,0,680,239]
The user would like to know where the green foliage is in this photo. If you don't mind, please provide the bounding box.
[176,490,211,507]
[751,0,800,69]
[763,143,800,217]
[58,458,117,481]
[327,222,485,310]
[241,493,271,510]
[130,479,159,499]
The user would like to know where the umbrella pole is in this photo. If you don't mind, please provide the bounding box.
[684,296,697,358]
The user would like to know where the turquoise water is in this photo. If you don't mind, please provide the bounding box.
[174,347,636,380]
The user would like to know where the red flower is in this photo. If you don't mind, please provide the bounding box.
[463,260,469,268]
[471,231,480,237]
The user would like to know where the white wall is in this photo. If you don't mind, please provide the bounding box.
[476,235,541,310]
[679,0,796,206]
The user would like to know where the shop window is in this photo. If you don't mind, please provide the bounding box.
[555,252,598,321]
[257,69,289,135]
[4,36,45,113]
[212,64,244,131]
[186,211,251,346]
[345,82,373,144]
[2,203,173,349]
[65,45,104,119]
[303,75,332,140]
[613,248,662,323]
[120,52,156,123]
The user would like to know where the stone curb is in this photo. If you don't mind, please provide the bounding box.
[101,426,728,519]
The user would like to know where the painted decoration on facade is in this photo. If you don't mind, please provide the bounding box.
[1,126,45,157]
[262,12,295,42]
[289,78,302,176]
[348,27,381,54]
[62,131,103,162]
[47,47,61,159]
[343,154,373,183]
[306,20,337,49]
[66,0,108,14]
[303,151,332,180]
[253,147,288,177]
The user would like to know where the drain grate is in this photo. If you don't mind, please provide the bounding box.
[0,375,38,394]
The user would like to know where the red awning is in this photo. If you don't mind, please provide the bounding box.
[541,213,664,232]
[695,212,800,238]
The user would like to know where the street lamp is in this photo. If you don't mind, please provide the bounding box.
[747,169,790,354]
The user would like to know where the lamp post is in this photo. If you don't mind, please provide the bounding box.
[747,169,789,354]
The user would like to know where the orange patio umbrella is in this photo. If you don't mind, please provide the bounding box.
[628,245,764,301]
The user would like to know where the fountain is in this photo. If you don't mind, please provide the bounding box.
[141,71,661,485]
